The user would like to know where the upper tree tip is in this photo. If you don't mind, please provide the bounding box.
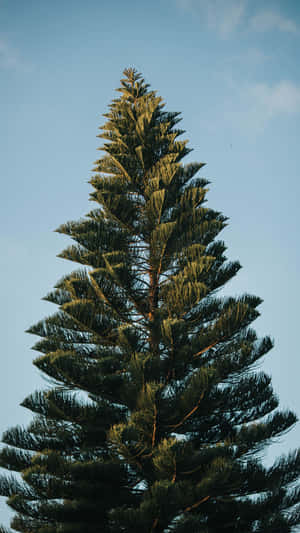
[122,67,143,82]
[123,67,140,76]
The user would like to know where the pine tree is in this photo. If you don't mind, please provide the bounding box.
[1,68,300,533]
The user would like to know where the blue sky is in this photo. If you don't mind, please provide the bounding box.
[1,0,300,526]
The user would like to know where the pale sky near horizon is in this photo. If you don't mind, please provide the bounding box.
[1,0,300,528]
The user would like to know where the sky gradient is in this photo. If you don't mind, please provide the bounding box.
[1,0,300,527]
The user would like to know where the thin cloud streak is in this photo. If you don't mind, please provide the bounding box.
[224,79,300,132]
[0,37,33,72]
[175,0,298,36]
[176,0,247,36]
[248,81,300,118]
[205,0,246,36]
[250,10,298,34]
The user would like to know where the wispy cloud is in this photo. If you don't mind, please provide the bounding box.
[206,0,246,36]
[250,10,298,34]
[176,0,247,36]
[225,79,300,131]
[175,0,298,36]
[248,81,300,119]
[0,37,32,72]
[175,0,194,11]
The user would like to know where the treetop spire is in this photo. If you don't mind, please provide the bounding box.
[116,66,151,100]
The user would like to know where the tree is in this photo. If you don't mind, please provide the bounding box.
[1,68,299,533]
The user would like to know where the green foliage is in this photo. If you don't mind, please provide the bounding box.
[0,68,299,533]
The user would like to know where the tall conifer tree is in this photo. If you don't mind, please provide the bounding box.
[1,69,299,533]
